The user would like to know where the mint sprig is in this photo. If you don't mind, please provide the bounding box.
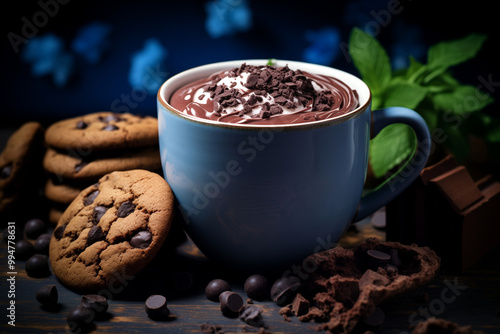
[348,28,495,179]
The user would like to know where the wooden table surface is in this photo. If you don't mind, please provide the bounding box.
[1,215,499,334]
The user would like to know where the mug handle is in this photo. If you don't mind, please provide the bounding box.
[354,106,432,221]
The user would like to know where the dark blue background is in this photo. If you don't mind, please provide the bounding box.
[2,0,498,126]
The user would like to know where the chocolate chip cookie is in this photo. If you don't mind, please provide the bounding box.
[44,176,89,205]
[49,169,174,292]
[44,112,158,152]
[0,122,44,212]
[43,147,161,180]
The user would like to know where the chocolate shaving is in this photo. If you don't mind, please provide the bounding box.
[206,64,337,119]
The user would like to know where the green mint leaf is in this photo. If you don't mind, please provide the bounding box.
[349,27,391,94]
[266,58,276,66]
[432,85,493,114]
[383,81,427,109]
[427,34,487,70]
[369,124,416,178]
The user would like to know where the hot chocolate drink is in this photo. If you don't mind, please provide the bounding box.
[169,63,359,125]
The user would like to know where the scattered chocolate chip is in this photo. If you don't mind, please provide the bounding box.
[15,239,35,261]
[239,305,263,327]
[34,233,51,255]
[291,293,310,316]
[81,294,108,317]
[67,306,94,332]
[24,218,46,239]
[145,294,170,319]
[367,249,391,269]
[87,226,105,246]
[92,206,107,224]
[1,164,12,179]
[25,254,50,278]
[102,124,119,131]
[244,274,270,301]
[53,225,66,240]
[76,121,88,129]
[205,279,231,302]
[270,276,301,306]
[117,201,135,218]
[130,230,151,249]
[84,190,99,206]
[200,323,222,333]
[219,291,243,317]
[36,285,58,307]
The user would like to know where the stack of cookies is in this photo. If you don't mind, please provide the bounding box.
[43,112,162,224]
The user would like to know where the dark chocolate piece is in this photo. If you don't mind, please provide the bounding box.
[24,218,46,239]
[53,225,66,240]
[358,269,390,290]
[117,201,135,218]
[76,121,88,129]
[36,284,58,307]
[92,206,107,224]
[25,254,50,278]
[145,294,170,319]
[291,293,310,316]
[239,305,263,326]
[205,279,231,302]
[129,230,151,249]
[15,239,35,260]
[34,233,51,255]
[67,306,94,332]
[219,291,243,317]
[270,276,301,306]
[84,190,99,206]
[102,124,119,131]
[244,274,270,300]
[87,226,105,246]
[81,294,108,317]
[367,249,391,269]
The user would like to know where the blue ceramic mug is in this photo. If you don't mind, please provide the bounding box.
[157,60,431,270]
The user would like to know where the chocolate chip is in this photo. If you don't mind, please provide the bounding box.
[81,294,108,317]
[75,161,88,172]
[101,114,122,123]
[76,121,88,129]
[92,206,107,224]
[270,276,301,306]
[15,239,35,260]
[145,294,170,319]
[24,218,46,239]
[34,233,51,255]
[1,164,12,179]
[25,254,50,278]
[292,293,310,316]
[36,285,58,307]
[367,249,391,269]
[205,279,232,302]
[130,230,151,249]
[67,306,94,332]
[244,274,270,301]
[102,124,119,131]
[87,226,105,246]
[239,305,263,326]
[219,291,243,317]
[117,201,135,218]
[54,225,66,240]
[84,190,99,206]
